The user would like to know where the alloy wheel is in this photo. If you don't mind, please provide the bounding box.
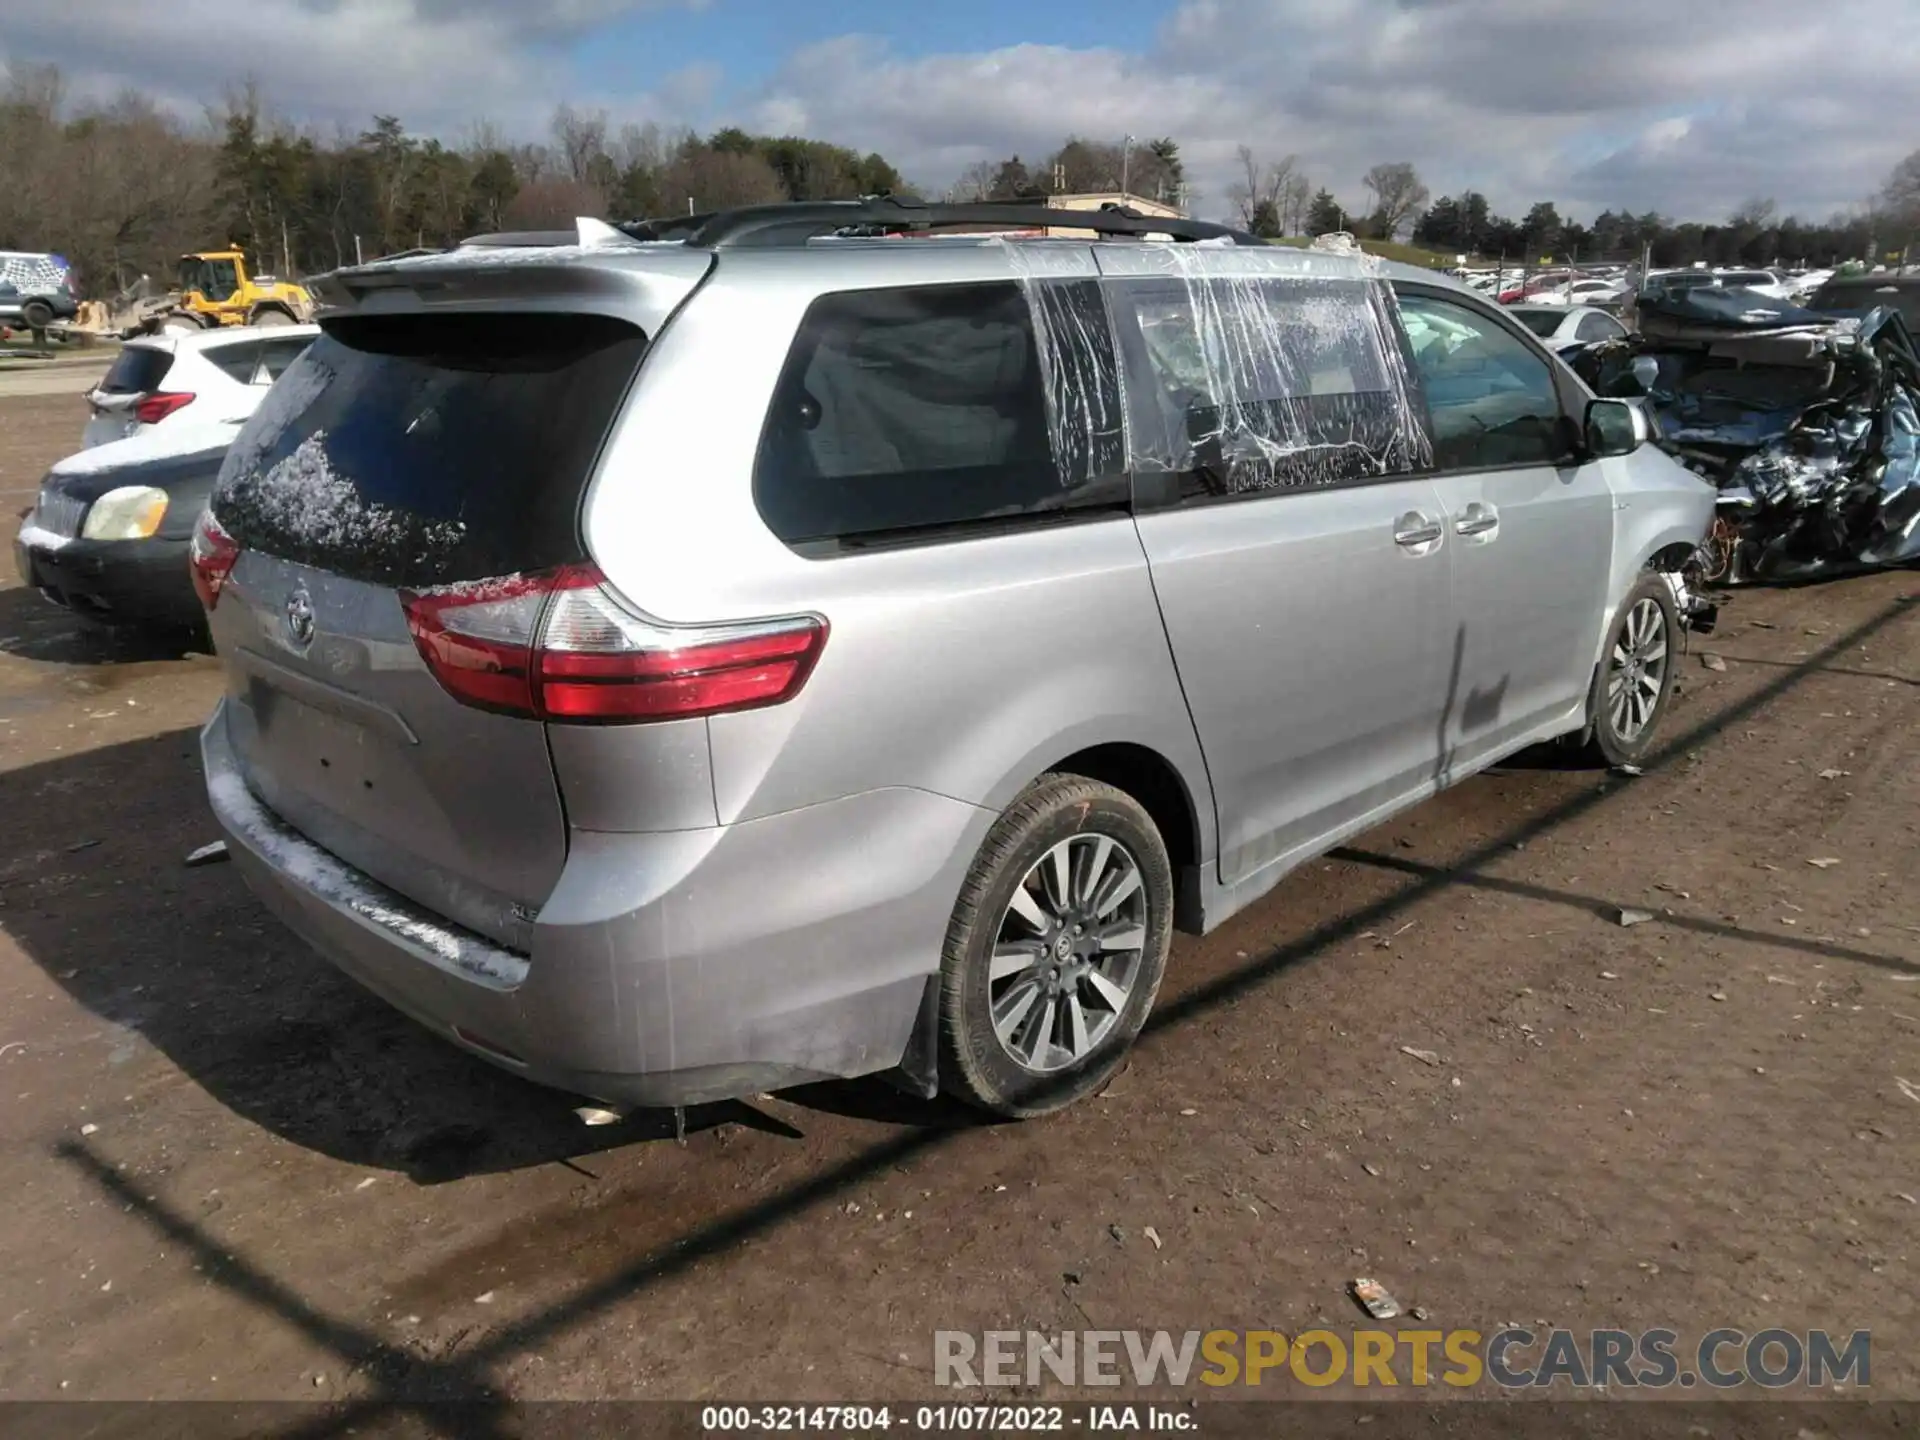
[988,834,1149,1074]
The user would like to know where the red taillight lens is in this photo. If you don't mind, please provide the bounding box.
[400,565,827,724]
[134,391,195,425]
[189,510,240,611]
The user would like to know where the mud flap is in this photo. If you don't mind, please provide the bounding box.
[883,974,941,1101]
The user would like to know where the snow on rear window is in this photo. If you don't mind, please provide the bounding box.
[211,313,647,587]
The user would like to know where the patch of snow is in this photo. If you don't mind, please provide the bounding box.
[16,522,70,552]
[375,243,602,271]
[50,422,236,478]
[205,763,528,990]
[216,430,464,559]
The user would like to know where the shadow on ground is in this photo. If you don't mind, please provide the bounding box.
[0,583,207,666]
[0,723,962,1181]
[6,592,1917,1201]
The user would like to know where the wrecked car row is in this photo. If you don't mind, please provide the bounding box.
[1570,280,1920,585]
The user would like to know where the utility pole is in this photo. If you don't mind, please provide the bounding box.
[1121,134,1135,200]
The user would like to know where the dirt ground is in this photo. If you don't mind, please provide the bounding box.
[1,391,1916,1414]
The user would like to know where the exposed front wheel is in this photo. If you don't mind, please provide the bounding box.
[939,774,1173,1118]
[1587,573,1679,766]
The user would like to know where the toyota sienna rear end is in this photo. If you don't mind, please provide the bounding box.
[197,237,991,1107]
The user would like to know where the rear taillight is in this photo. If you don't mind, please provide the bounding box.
[134,391,195,424]
[400,564,827,724]
[189,510,240,611]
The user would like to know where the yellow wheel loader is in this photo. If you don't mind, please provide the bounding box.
[120,248,314,337]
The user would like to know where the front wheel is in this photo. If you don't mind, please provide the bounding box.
[1587,573,1679,766]
[939,774,1174,1118]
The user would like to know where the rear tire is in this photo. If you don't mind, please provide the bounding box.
[251,308,294,327]
[1587,573,1679,767]
[161,314,201,335]
[939,774,1173,1119]
[21,299,53,330]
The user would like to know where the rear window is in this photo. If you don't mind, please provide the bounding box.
[212,313,645,587]
[98,346,175,395]
[1512,309,1563,338]
[753,281,1126,549]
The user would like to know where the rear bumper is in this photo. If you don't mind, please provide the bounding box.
[13,531,201,630]
[202,700,993,1107]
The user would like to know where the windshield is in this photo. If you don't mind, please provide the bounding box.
[180,255,240,301]
[1511,310,1563,338]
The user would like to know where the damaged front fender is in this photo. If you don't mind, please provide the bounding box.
[1582,303,1920,585]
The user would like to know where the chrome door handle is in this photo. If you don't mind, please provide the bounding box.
[1455,503,1501,537]
[1393,513,1445,548]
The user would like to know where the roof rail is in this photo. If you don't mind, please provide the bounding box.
[618,195,1259,249]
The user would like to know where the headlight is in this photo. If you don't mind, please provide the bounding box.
[80,485,169,541]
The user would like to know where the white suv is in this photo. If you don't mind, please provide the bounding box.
[82,325,320,453]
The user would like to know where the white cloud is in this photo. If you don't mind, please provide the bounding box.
[0,0,705,136]
[4,0,1916,223]
[746,0,1920,222]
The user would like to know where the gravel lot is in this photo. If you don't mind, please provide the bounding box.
[1,392,1915,1419]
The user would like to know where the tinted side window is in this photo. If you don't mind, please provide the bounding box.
[1112,276,1426,502]
[209,342,265,384]
[259,336,315,380]
[753,281,1125,549]
[1575,312,1622,343]
[1395,293,1568,470]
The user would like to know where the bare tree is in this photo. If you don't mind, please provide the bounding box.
[1281,171,1313,237]
[657,144,786,215]
[503,176,608,230]
[1226,145,1300,235]
[0,66,215,296]
[950,159,1000,203]
[1361,161,1429,241]
[1882,150,1920,247]
[1728,196,1778,229]
[551,103,610,185]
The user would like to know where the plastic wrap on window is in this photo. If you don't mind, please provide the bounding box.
[1007,245,1129,485]
[1004,241,1430,493]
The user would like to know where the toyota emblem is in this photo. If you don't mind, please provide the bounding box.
[284,586,315,648]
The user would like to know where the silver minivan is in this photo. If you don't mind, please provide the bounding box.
[195,203,1715,1118]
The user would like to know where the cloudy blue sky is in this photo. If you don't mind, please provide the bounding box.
[2,0,1913,224]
